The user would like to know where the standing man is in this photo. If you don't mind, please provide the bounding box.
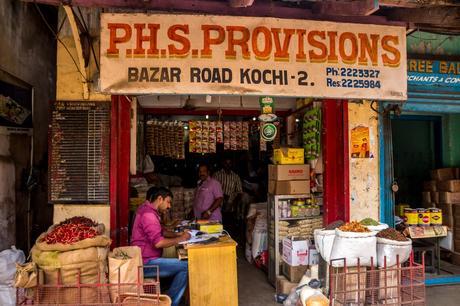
[131,187,191,306]
[193,164,224,221]
[214,158,243,216]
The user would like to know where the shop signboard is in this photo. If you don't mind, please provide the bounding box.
[408,59,460,89]
[100,13,407,100]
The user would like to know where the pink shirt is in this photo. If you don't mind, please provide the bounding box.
[194,177,223,221]
[130,202,164,263]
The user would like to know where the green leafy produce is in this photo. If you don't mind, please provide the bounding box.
[360,218,380,226]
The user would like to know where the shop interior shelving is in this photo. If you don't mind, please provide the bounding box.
[267,193,322,286]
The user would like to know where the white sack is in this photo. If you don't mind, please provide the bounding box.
[376,237,412,267]
[314,229,335,263]
[0,246,25,285]
[251,229,267,259]
[365,223,389,232]
[330,229,377,267]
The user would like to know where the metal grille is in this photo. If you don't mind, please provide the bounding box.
[329,253,426,306]
[49,101,110,203]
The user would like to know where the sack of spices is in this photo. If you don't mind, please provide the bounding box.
[360,218,389,232]
[376,228,412,267]
[330,221,377,267]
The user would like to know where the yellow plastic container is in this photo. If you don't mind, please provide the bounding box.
[274,148,305,165]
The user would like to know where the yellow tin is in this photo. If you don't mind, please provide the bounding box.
[418,209,431,226]
[430,208,442,225]
[404,209,418,226]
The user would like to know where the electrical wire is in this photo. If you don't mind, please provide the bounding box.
[34,3,90,83]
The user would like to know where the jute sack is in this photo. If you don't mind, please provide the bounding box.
[108,246,144,302]
[31,246,109,304]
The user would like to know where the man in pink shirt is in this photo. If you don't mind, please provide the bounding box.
[193,164,224,221]
[131,187,190,306]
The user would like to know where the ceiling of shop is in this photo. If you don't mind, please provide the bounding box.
[137,95,298,110]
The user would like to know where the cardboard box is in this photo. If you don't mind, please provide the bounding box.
[269,180,310,195]
[276,275,297,295]
[422,192,431,204]
[282,261,308,283]
[440,192,460,204]
[431,192,440,204]
[308,246,319,265]
[431,168,456,181]
[331,267,367,304]
[438,180,460,192]
[423,180,437,191]
[378,267,400,303]
[274,148,305,165]
[440,230,453,251]
[282,237,310,266]
[268,164,310,181]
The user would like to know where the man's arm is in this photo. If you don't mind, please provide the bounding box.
[155,232,190,249]
[163,230,182,238]
[202,197,223,219]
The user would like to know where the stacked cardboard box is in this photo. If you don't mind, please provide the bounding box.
[268,164,310,195]
[427,168,460,261]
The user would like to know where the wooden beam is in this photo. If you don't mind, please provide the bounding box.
[385,7,460,26]
[313,0,379,16]
[21,0,404,26]
[380,0,460,8]
[63,5,89,100]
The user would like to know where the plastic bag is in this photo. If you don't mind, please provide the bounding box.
[365,223,389,232]
[314,229,335,263]
[330,229,377,267]
[376,237,412,267]
[0,285,15,306]
[0,246,25,306]
[305,292,329,306]
[251,229,267,259]
[0,246,25,285]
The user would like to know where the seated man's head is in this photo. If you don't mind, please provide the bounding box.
[146,187,173,213]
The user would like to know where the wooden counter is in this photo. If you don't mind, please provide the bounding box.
[186,236,238,306]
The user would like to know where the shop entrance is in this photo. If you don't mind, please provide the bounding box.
[382,110,460,285]
[392,116,442,207]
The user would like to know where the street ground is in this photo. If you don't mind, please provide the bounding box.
[238,257,460,306]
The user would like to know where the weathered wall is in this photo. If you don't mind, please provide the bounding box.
[348,101,380,221]
[57,7,108,101]
[0,137,15,251]
[0,1,56,251]
[54,7,111,229]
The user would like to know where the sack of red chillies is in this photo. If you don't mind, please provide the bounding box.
[30,216,111,304]
[33,216,111,252]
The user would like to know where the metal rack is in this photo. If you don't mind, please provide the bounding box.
[268,194,318,286]
[329,253,426,305]
[16,266,169,306]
